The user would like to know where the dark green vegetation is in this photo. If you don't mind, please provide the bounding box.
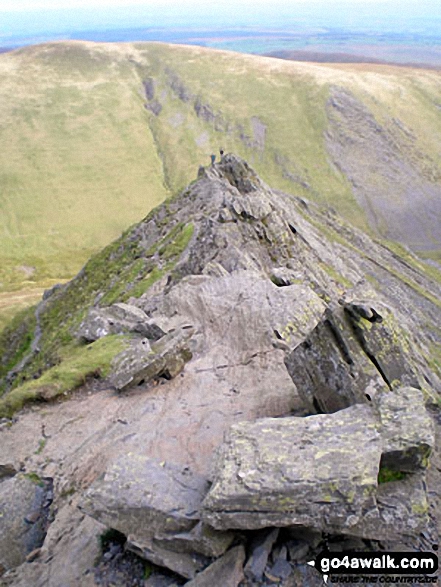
[1,41,441,327]
[0,335,128,417]
[377,468,408,484]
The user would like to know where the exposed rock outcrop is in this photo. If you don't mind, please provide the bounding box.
[1,155,440,586]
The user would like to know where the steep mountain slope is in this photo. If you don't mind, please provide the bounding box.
[0,156,440,586]
[1,41,441,327]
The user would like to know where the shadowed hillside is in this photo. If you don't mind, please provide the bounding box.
[1,41,441,326]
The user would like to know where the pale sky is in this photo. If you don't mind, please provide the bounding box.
[0,0,434,11]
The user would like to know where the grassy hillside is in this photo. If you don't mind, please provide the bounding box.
[1,41,441,327]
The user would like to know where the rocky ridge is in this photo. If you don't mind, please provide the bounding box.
[0,155,441,586]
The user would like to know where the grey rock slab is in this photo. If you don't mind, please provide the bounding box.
[228,194,273,221]
[202,405,382,531]
[127,536,208,579]
[79,453,236,575]
[267,558,293,581]
[0,474,47,571]
[108,326,193,391]
[184,544,246,587]
[1,500,106,587]
[377,386,434,472]
[155,521,235,558]
[244,528,279,582]
[79,454,209,540]
[286,541,309,562]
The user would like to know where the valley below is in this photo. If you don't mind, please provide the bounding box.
[0,41,441,328]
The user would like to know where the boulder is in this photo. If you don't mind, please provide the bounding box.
[80,454,208,539]
[79,454,232,577]
[158,272,327,356]
[377,386,434,473]
[108,326,194,391]
[0,474,49,572]
[78,303,165,343]
[202,405,382,531]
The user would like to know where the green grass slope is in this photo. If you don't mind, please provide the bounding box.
[1,41,441,326]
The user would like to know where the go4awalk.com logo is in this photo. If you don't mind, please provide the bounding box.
[308,551,438,584]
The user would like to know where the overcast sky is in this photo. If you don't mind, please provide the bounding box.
[1,0,438,43]
[0,0,437,10]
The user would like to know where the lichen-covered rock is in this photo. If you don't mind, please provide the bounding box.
[108,326,193,391]
[284,306,387,413]
[344,299,419,390]
[284,298,420,414]
[202,405,382,531]
[77,303,165,343]
[0,474,49,572]
[340,473,429,541]
[377,386,434,472]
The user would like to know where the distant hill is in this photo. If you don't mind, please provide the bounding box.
[0,41,441,326]
[265,50,388,64]
[265,49,441,70]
